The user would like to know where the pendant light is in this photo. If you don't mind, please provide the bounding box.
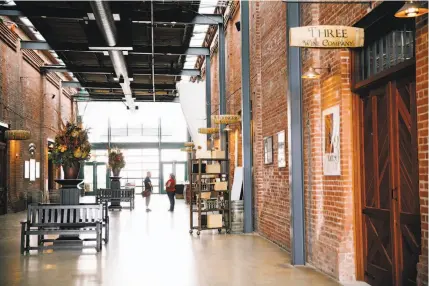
[302,65,331,80]
[395,1,428,18]
[301,67,321,79]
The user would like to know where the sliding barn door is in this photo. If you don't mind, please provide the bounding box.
[392,77,420,286]
[361,76,420,286]
[362,86,394,286]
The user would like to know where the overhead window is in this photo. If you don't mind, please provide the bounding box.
[355,21,415,82]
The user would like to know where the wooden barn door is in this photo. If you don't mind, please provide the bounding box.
[361,75,420,286]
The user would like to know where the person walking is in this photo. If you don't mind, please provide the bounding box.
[166,173,176,212]
[143,171,153,212]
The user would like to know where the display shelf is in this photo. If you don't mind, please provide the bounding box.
[189,158,231,236]
[192,208,229,212]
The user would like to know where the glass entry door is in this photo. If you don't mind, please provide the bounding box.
[161,162,186,194]
[83,162,108,195]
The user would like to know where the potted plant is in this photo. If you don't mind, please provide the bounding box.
[49,122,91,179]
[108,148,125,177]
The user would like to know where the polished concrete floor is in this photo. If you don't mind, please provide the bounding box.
[0,195,340,286]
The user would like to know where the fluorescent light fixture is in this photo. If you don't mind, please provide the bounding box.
[171,21,177,25]
[113,77,119,81]
[30,159,36,181]
[122,51,128,55]
[88,46,133,51]
[0,121,10,129]
[113,14,121,21]
[129,77,134,82]
[103,51,109,56]
[36,162,40,179]
[87,13,95,20]
[24,161,30,179]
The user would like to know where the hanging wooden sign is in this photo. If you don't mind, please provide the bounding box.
[289,25,364,48]
[5,130,31,140]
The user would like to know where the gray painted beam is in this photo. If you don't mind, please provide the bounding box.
[41,65,200,76]
[0,7,222,24]
[286,2,305,266]
[21,41,210,56]
[218,24,227,151]
[205,55,212,148]
[240,0,253,233]
[62,81,176,90]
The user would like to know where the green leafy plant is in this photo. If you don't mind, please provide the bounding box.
[49,122,91,166]
[108,148,125,169]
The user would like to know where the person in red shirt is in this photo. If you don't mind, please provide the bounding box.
[166,173,176,212]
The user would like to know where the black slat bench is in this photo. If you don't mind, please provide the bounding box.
[96,189,135,210]
[38,202,110,244]
[20,204,103,254]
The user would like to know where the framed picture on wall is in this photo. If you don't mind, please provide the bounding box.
[322,105,340,176]
[264,136,273,164]
[277,131,286,168]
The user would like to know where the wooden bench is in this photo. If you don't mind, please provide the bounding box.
[38,202,110,243]
[96,189,135,210]
[20,204,103,254]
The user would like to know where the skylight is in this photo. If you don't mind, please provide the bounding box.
[183,0,219,71]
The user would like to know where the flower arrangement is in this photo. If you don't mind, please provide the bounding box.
[49,122,91,167]
[108,148,125,170]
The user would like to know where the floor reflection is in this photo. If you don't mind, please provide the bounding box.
[0,195,340,286]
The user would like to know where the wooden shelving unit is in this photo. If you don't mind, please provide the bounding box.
[189,158,230,235]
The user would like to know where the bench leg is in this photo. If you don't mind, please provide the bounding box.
[105,217,109,244]
[25,225,30,254]
[20,223,26,254]
[96,223,101,252]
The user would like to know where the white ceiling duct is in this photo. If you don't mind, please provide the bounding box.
[178,81,207,151]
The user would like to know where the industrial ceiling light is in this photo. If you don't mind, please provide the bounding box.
[395,1,428,18]
[301,65,331,79]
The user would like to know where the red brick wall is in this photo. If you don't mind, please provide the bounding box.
[0,22,74,212]
[250,0,291,250]
[416,13,428,286]
[208,2,428,284]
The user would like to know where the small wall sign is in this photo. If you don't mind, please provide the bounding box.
[322,105,340,176]
[289,25,364,48]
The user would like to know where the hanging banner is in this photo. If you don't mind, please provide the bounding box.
[289,25,364,48]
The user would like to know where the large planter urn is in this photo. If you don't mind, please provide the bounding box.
[112,167,121,177]
[62,162,81,179]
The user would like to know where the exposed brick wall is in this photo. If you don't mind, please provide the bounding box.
[0,22,74,212]
[207,1,427,284]
[416,13,428,286]
[250,0,290,250]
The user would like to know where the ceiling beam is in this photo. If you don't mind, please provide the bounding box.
[74,95,179,103]
[41,65,200,76]
[1,7,222,25]
[21,41,210,56]
[63,81,176,90]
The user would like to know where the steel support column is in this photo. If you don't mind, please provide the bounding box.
[286,2,305,265]
[240,0,253,233]
[218,24,227,152]
[205,55,212,149]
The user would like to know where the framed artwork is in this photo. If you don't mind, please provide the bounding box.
[322,105,340,176]
[277,131,286,168]
[264,136,273,165]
